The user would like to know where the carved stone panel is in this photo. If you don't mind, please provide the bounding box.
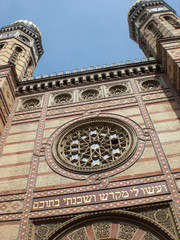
[93,222,111,239]
[78,87,102,101]
[105,81,132,97]
[136,76,167,92]
[67,228,89,240]
[49,91,74,106]
[17,95,43,111]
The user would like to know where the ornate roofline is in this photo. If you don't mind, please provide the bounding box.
[16,60,163,95]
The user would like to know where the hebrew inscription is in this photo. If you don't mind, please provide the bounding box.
[32,181,169,211]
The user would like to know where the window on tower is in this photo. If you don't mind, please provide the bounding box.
[163,15,180,28]
[8,46,22,65]
[147,22,162,39]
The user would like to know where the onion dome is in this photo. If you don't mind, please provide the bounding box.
[0,19,43,61]
[128,0,142,17]
[11,20,41,37]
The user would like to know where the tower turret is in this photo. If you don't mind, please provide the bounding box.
[0,20,43,136]
[0,20,43,81]
[128,0,180,93]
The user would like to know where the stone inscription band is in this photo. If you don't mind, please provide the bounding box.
[32,181,168,211]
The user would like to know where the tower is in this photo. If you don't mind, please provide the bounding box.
[0,1,180,240]
[0,20,43,136]
[128,0,180,93]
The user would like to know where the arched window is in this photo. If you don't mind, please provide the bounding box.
[0,44,4,51]
[8,46,22,64]
[164,15,180,28]
[147,23,162,39]
[139,13,148,24]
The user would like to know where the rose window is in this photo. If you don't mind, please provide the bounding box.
[54,93,72,104]
[81,89,99,100]
[23,98,40,109]
[142,80,160,90]
[109,85,127,95]
[53,117,137,173]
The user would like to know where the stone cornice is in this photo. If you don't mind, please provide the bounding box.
[16,60,164,95]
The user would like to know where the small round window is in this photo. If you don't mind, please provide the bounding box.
[54,93,72,104]
[109,85,127,95]
[81,89,99,100]
[23,98,40,109]
[142,80,160,90]
[53,117,137,173]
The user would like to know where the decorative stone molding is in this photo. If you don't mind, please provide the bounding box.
[16,62,163,95]
[16,95,43,111]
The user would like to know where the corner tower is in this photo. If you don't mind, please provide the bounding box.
[0,20,43,81]
[128,0,180,93]
[0,20,43,136]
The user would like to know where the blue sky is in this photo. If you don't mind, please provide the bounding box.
[1,0,180,77]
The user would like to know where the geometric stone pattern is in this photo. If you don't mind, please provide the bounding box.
[34,223,60,240]
[0,201,23,214]
[28,204,179,240]
[117,224,137,239]
[67,228,89,240]
[53,221,161,240]
[106,81,132,97]
[131,204,179,239]
[53,117,137,173]
[46,96,137,118]
[49,91,73,106]
[78,87,102,101]
[93,221,111,238]
[46,112,145,180]
[138,208,177,237]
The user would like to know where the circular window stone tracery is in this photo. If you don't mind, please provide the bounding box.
[142,80,160,90]
[23,98,40,109]
[81,89,99,100]
[54,93,72,104]
[109,85,128,95]
[52,117,137,173]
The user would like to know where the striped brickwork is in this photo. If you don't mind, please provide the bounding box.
[139,11,180,94]
[0,38,35,81]
[157,38,180,93]
[0,35,36,137]
[140,11,180,57]
[0,67,16,136]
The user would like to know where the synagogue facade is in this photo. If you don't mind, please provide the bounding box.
[0,0,180,239]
